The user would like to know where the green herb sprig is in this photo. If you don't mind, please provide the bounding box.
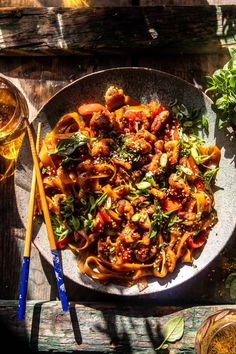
[53,132,90,156]
[156,316,185,351]
[205,48,236,129]
[169,100,209,135]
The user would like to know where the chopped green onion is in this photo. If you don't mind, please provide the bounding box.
[132,213,141,222]
[136,181,151,190]
[160,153,168,168]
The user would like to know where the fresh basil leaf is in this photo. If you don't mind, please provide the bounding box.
[54,132,90,156]
[205,52,236,129]
[229,75,236,88]
[169,100,207,134]
[229,47,236,58]
[156,316,185,350]
[162,316,184,343]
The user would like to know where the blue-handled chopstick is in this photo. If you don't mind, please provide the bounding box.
[18,123,42,320]
[19,119,69,318]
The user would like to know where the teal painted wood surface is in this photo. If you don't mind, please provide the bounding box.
[0,301,236,352]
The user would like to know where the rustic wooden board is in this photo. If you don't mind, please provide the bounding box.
[0,300,236,353]
[1,1,235,7]
[0,6,235,55]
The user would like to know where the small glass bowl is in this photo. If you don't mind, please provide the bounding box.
[195,309,236,354]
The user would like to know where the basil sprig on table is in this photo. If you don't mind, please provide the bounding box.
[205,48,236,129]
[156,316,185,351]
[53,132,90,156]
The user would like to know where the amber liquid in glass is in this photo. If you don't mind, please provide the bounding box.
[0,86,26,180]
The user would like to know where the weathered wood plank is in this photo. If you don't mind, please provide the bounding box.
[0,1,235,7]
[0,6,235,55]
[141,0,236,5]
[0,1,131,8]
[0,300,236,353]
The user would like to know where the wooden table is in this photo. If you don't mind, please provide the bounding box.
[0,1,236,352]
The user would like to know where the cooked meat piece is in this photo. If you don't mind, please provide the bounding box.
[136,129,157,143]
[91,138,113,157]
[125,134,152,154]
[154,140,164,153]
[117,199,134,219]
[90,111,112,132]
[164,140,180,165]
[105,86,125,111]
[151,110,170,133]
[169,173,191,195]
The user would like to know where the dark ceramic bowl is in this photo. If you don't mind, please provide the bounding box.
[15,67,236,296]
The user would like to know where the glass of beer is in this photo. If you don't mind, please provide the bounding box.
[0,77,28,181]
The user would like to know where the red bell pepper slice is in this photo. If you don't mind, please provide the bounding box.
[98,207,111,223]
[187,229,210,249]
[56,234,71,249]
[194,178,204,192]
[162,198,182,212]
[152,105,166,119]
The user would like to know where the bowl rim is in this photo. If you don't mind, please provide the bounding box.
[16,66,232,297]
[32,67,213,122]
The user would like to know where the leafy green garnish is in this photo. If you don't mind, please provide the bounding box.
[89,192,107,214]
[190,147,208,165]
[145,171,157,186]
[51,213,70,240]
[203,167,219,183]
[60,195,74,219]
[149,202,170,238]
[205,49,236,129]
[176,164,193,177]
[169,100,208,134]
[156,316,185,351]
[136,181,151,190]
[111,134,140,162]
[53,132,90,156]
[168,214,183,229]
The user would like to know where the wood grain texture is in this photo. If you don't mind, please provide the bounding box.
[0,6,235,55]
[0,300,236,353]
[0,1,235,7]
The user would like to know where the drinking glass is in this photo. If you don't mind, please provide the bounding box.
[0,77,28,181]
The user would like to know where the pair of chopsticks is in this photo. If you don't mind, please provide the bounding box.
[18,120,69,320]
